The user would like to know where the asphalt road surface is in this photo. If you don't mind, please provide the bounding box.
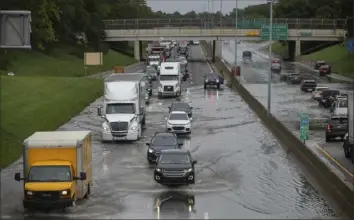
[222,41,354,186]
[1,45,338,219]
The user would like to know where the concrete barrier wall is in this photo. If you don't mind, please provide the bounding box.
[200,41,354,218]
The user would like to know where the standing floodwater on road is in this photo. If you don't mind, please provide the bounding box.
[1,45,338,219]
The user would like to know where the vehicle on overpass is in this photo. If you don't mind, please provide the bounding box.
[154,149,197,185]
[343,93,354,162]
[154,191,196,217]
[98,73,147,141]
[14,131,92,209]
[204,72,224,90]
[146,132,183,164]
[158,62,181,98]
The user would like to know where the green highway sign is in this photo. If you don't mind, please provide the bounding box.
[260,24,288,40]
[300,113,309,141]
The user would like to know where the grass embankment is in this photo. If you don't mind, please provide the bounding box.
[268,42,354,77]
[0,46,137,168]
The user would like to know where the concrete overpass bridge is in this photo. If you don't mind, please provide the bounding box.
[103,18,347,61]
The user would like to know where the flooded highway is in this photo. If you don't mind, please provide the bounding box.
[1,45,337,219]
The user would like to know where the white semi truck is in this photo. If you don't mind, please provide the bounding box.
[158,62,181,98]
[98,73,147,141]
[343,93,354,163]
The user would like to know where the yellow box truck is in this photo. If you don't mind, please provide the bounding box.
[14,131,93,209]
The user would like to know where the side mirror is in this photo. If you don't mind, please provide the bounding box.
[193,161,197,165]
[146,143,150,146]
[14,173,22,181]
[98,106,102,116]
[80,172,87,180]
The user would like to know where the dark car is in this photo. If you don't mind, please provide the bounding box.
[178,47,189,57]
[204,73,224,90]
[169,102,193,118]
[314,60,327,70]
[287,73,302,84]
[319,90,340,108]
[319,64,331,76]
[343,133,354,162]
[154,149,197,185]
[154,191,196,215]
[180,64,189,81]
[146,132,183,164]
[300,79,317,92]
[325,115,348,142]
[146,66,158,81]
[242,51,252,59]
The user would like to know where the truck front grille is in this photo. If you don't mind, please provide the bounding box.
[173,126,185,130]
[164,86,174,92]
[110,122,128,132]
[163,169,185,177]
[34,191,60,201]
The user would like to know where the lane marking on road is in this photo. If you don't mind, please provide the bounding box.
[198,45,213,72]
[315,143,354,178]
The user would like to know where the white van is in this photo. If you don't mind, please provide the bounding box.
[158,62,181,98]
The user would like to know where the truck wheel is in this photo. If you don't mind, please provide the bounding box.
[217,84,220,90]
[142,116,146,125]
[204,84,207,89]
[84,184,91,198]
[344,148,350,158]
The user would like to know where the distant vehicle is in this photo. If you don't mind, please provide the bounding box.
[145,66,158,81]
[300,79,317,92]
[319,90,340,108]
[166,111,191,134]
[178,47,189,57]
[342,93,354,162]
[330,97,348,115]
[146,132,183,164]
[178,56,188,66]
[319,64,331,76]
[242,51,252,61]
[204,73,224,89]
[314,60,327,70]
[192,40,200,45]
[287,73,302,84]
[14,131,92,209]
[148,55,161,67]
[311,86,329,100]
[325,115,348,142]
[169,102,193,118]
[98,73,147,141]
[271,62,281,73]
[180,64,189,81]
[154,149,197,185]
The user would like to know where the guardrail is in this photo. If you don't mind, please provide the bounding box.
[103,18,347,30]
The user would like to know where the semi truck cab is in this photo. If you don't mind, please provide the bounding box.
[158,62,181,98]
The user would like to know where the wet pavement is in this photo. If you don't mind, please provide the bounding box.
[221,41,354,186]
[0,45,339,219]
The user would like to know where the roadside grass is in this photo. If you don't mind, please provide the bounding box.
[0,76,103,168]
[2,45,137,77]
[0,45,137,168]
[270,42,288,57]
[300,44,354,78]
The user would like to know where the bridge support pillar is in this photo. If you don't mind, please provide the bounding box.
[134,41,142,61]
[295,40,301,58]
[212,40,221,62]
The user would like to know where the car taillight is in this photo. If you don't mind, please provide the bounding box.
[327,124,332,131]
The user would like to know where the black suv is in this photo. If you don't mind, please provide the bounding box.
[325,115,348,142]
[287,73,302,84]
[146,132,183,164]
[319,90,340,108]
[300,79,317,92]
[169,102,193,118]
[154,149,197,185]
[204,73,224,89]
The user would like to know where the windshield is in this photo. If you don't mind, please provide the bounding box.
[159,154,190,164]
[106,103,135,114]
[338,100,348,108]
[152,136,177,145]
[178,57,186,61]
[149,58,160,62]
[206,74,218,79]
[172,104,189,111]
[28,165,71,182]
[160,75,178,81]
[169,113,188,120]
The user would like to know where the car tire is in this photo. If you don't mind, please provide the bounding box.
[325,136,330,142]
[344,148,350,158]
[204,84,207,89]
[217,84,220,90]
[142,116,146,125]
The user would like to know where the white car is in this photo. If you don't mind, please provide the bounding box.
[166,111,191,134]
[178,56,188,66]
[193,40,200,45]
[332,98,348,115]
[311,86,328,100]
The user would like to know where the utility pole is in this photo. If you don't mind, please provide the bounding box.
[220,0,223,28]
[267,0,273,115]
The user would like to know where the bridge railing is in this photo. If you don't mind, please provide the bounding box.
[104,18,347,30]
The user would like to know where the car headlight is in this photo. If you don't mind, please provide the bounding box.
[102,122,110,131]
[61,190,69,195]
[167,121,173,126]
[130,122,138,130]
[175,86,180,91]
[216,79,219,82]
[184,168,193,172]
[205,80,208,82]
[148,148,154,153]
[26,191,33,196]
[156,168,162,172]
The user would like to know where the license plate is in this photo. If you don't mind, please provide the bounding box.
[307,89,312,91]
[114,136,126,140]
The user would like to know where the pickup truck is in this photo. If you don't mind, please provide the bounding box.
[325,115,348,142]
[300,80,317,92]
[318,90,340,108]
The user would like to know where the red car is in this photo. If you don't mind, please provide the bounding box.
[319,65,331,76]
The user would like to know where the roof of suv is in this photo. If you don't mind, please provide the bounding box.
[160,149,190,154]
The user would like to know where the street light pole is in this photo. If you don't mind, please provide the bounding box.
[234,0,238,71]
[267,0,273,115]
[220,0,223,28]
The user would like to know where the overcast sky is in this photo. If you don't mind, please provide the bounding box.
[146,0,267,14]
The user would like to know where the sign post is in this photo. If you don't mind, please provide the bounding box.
[84,52,103,76]
[260,24,288,41]
[300,113,309,143]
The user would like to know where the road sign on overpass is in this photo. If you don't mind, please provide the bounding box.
[260,24,288,40]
